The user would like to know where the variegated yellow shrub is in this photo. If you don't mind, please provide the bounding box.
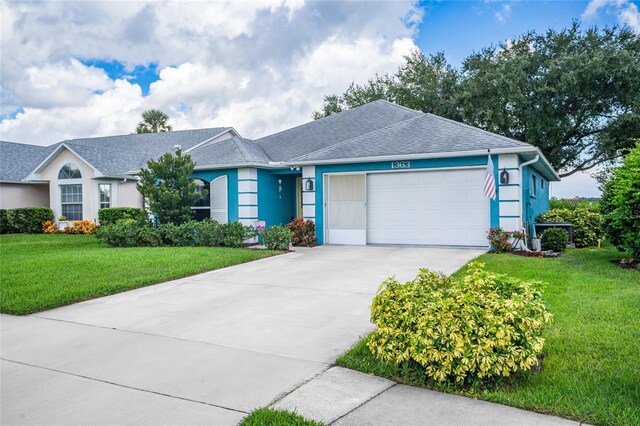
[368,261,552,385]
[72,220,96,235]
[42,220,58,234]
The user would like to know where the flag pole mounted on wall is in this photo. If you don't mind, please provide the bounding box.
[484,149,496,200]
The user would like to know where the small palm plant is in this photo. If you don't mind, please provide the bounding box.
[136,109,173,133]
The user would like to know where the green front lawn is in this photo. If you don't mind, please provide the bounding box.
[0,234,279,315]
[337,246,640,426]
[238,408,323,426]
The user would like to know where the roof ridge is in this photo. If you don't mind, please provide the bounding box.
[255,100,420,144]
[65,141,150,156]
[61,127,230,143]
[424,113,530,148]
[230,136,252,162]
[290,115,425,161]
[374,99,424,115]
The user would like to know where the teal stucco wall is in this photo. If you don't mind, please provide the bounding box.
[257,169,299,227]
[521,164,550,235]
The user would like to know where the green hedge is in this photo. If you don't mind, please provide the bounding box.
[536,208,604,248]
[0,210,9,234]
[96,219,257,248]
[98,207,147,226]
[4,208,54,234]
[541,228,569,252]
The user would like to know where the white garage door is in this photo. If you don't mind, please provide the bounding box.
[366,169,489,246]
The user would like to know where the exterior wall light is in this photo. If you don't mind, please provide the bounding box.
[305,178,314,191]
[500,169,510,184]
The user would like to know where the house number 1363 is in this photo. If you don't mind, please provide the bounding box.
[391,161,411,169]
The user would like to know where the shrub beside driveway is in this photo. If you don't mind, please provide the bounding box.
[0,234,279,315]
[337,245,640,426]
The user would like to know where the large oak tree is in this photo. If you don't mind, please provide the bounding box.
[314,24,640,177]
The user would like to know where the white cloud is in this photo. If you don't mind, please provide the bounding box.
[0,1,422,145]
[582,0,640,33]
[494,3,512,23]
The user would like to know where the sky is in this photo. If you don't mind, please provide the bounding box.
[1,0,638,198]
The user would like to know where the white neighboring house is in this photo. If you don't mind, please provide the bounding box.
[0,128,236,224]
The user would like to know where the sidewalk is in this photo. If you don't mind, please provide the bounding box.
[273,367,583,426]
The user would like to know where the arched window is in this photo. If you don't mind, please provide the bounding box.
[191,178,211,220]
[58,163,82,179]
[59,164,83,220]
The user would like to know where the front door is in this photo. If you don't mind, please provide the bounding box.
[295,177,303,218]
[326,174,366,245]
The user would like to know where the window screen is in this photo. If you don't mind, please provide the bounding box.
[328,174,366,229]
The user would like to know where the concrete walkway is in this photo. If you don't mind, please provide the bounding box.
[274,367,582,426]
[1,245,482,425]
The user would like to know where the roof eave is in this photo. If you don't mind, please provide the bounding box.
[23,143,104,181]
[284,147,561,181]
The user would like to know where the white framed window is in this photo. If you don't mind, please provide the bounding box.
[99,183,111,209]
[61,184,83,220]
[191,178,211,221]
[59,163,83,220]
[59,163,82,179]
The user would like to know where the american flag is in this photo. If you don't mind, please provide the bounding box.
[484,154,496,200]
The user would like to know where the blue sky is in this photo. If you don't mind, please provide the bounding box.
[416,1,621,65]
[1,0,637,198]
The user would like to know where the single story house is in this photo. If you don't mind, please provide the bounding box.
[0,100,559,246]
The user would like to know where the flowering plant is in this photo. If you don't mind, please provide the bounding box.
[286,218,317,247]
[487,227,524,253]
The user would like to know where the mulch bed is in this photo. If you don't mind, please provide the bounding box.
[489,250,560,258]
[511,250,561,258]
[611,258,640,270]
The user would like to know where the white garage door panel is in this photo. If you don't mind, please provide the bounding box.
[367,169,489,246]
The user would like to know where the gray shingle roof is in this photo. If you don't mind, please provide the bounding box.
[292,113,531,162]
[0,141,57,182]
[62,128,231,176]
[188,137,270,167]
[255,100,423,161]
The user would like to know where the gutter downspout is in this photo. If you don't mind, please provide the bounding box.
[117,178,128,210]
[518,155,539,246]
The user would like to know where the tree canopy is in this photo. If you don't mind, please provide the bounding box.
[313,24,640,177]
[137,150,201,225]
[136,109,173,134]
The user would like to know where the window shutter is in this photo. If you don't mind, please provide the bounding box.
[210,176,228,223]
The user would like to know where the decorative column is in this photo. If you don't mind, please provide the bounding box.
[302,166,316,222]
[238,168,258,243]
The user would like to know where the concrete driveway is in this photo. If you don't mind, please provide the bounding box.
[1,245,483,425]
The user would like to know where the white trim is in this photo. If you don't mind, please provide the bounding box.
[25,143,104,181]
[210,175,228,223]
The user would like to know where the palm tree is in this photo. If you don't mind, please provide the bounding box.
[136,109,173,133]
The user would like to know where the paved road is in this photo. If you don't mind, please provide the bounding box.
[1,245,483,425]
